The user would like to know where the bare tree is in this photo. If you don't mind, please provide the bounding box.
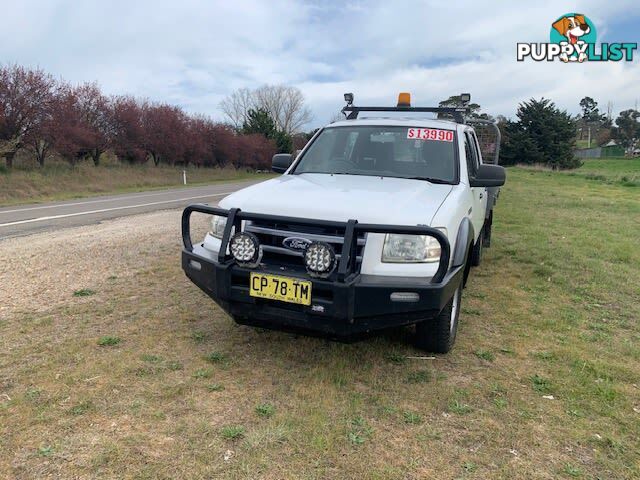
[254,85,312,134]
[219,87,254,129]
[220,85,312,134]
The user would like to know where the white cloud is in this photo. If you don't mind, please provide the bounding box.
[0,0,638,128]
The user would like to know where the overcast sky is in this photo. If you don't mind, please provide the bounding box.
[2,0,639,129]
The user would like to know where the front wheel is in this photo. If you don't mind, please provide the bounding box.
[414,284,462,353]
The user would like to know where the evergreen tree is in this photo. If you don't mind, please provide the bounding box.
[612,109,640,150]
[501,98,579,169]
[242,108,292,153]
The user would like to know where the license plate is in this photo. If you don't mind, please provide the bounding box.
[249,273,312,306]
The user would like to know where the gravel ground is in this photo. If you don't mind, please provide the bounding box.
[0,209,210,318]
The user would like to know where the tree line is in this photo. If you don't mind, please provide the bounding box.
[0,64,313,169]
[438,94,639,169]
[574,96,639,152]
[499,97,640,169]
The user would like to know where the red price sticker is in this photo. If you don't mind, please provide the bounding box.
[407,128,454,142]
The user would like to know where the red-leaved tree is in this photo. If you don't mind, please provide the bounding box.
[141,102,187,166]
[110,95,145,164]
[74,83,113,166]
[184,115,223,168]
[1,64,283,170]
[0,64,56,167]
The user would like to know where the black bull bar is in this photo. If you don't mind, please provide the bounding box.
[181,204,450,283]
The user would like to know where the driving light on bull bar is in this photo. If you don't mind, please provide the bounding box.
[381,229,446,263]
[229,232,261,266]
[304,242,336,276]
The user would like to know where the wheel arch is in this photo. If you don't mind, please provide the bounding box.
[452,217,475,268]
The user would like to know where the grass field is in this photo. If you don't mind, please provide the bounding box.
[567,157,640,186]
[1,166,639,478]
[0,163,267,207]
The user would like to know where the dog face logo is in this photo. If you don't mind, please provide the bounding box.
[550,13,597,62]
[552,15,590,44]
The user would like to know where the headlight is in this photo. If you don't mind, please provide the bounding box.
[210,215,227,239]
[381,229,447,263]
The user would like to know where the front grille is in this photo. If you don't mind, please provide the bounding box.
[245,220,367,273]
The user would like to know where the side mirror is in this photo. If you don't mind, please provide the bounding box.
[470,164,506,187]
[272,153,293,173]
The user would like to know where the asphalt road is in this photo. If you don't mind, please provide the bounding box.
[0,180,260,239]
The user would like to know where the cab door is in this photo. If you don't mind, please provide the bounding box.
[463,131,486,238]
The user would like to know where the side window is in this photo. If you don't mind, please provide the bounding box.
[463,132,478,178]
[470,131,484,165]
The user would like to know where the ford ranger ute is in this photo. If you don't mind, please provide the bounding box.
[181,93,506,353]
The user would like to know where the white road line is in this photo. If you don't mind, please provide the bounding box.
[0,192,234,228]
[0,186,240,214]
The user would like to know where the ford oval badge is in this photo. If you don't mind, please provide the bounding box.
[283,237,312,251]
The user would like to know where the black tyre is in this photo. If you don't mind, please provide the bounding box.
[414,284,463,353]
[483,212,493,248]
[470,228,484,267]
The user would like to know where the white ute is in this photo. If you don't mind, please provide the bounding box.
[181,93,506,353]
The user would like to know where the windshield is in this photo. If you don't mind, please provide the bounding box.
[292,125,457,183]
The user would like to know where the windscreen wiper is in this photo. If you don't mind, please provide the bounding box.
[404,176,452,185]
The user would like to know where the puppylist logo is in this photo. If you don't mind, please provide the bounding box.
[517,13,637,63]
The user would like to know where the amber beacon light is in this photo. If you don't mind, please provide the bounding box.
[397,92,411,107]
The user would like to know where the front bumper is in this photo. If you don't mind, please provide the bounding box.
[181,205,463,337]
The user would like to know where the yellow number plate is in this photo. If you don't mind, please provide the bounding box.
[249,273,312,306]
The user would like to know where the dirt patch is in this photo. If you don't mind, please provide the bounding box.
[0,209,209,317]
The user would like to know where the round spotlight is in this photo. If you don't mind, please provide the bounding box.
[304,242,336,276]
[229,232,261,266]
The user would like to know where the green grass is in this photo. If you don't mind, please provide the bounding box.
[73,288,96,297]
[447,399,473,415]
[192,368,213,379]
[348,416,373,445]
[37,446,54,457]
[69,401,93,416]
[166,361,183,371]
[0,161,274,207]
[402,411,423,424]
[204,351,226,364]
[96,336,121,347]
[530,374,553,394]
[474,349,495,362]
[220,425,245,440]
[569,157,640,185]
[462,461,478,473]
[1,164,639,478]
[405,369,431,384]
[255,403,275,418]
[520,157,640,186]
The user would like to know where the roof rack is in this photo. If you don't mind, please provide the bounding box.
[340,93,471,124]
